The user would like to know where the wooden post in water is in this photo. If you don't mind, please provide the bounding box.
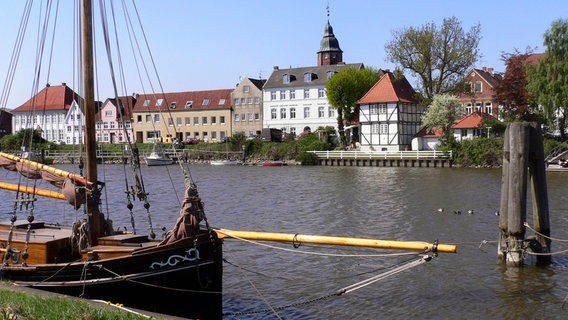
[498,122,551,266]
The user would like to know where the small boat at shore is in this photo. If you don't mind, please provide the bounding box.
[262,160,285,167]
[210,159,239,166]
[144,143,174,166]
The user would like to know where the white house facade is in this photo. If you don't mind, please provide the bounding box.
[357,72,423,151]
[262,19,364,137]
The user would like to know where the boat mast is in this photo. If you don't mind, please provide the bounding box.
[82,0,103,245]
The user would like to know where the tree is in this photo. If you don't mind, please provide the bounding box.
[526,19,568,139]
[494,48,540,121]
[326,66,381,146]
[421,93,464,145]
[385,16,481,102]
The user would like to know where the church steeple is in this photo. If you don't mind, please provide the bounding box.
[317,4,343,66]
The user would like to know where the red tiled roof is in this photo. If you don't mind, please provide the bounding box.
[415,126,444,138]
[525,53,545,65]
[356,71,417,104]
[452,111,497,129]
[132,89,233,112]
[12,84,78,112]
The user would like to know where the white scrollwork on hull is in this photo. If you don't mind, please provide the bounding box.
[149,248,201,269]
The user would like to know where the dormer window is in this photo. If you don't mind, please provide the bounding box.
[170,102,176,109]
[219,99,226,105]
[143,99,150,107]
[304,73,317,82]
[185,101,193,109]
[326,71,336,79]
[283,74,290,84]
[156,98,164,107]
[202,99,210,106]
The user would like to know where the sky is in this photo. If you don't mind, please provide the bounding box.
[0,0,566,109]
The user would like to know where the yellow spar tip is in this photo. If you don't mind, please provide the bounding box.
[214,229,457,253]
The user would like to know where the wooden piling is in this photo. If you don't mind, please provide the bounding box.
[498,122,551,266]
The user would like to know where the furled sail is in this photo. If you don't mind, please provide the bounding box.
[0,152,86,208]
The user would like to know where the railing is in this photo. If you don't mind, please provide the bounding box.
[308,150,452,160]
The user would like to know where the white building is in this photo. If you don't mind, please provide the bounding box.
[262,19,364,137]
[357,72,424,151]
[11,83,81,144]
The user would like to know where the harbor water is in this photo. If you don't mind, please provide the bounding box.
[1,164,568,319]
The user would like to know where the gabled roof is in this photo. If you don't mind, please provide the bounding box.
[525,53,545,65]
[356,71,417,104]
[132,89,233,112]
[415,126,444,138]
[12,83,79,112]
[452,111,497,129]
[471,68,502,88]
[99,96,136,120]
[263,63,364,89]
[248,78,267,90]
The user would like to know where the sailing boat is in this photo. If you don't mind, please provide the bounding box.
[210,132,238,165]
[144,141,174,166]
[0,1,222,319]
[0,1,456,319]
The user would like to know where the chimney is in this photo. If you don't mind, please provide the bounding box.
[274,66,279,70]
[488,68,494,74]
[61,82,66,86]
[482,67,486,72]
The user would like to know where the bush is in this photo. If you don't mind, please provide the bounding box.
[453,137,503,167]
[296,151,319,165]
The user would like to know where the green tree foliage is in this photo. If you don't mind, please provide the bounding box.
[494,48,540,121]
[0,129,47,151]
[421,93,464,145]
[453,137,503,167]
[326,66,381,145]
[526,19,568,139]
[385,16,481,102]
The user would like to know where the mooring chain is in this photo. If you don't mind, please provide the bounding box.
[223,254,433,317]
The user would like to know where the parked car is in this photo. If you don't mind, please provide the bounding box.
[217,137,227,144]
[247,135,260,140]
[182,138,199,145]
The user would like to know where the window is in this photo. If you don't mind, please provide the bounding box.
[156,99,164,107]
[185,117,190,125]
[304,107,310,118]
[304,73,313,82]
[241,113,245,121]
[234,98,240,105]
[202,99,209,106]
[254,97,260,104]
[105,110,113,116]
[318,106,325,118]
[254,113,260,120]
[220,116,225,124]
[461,129,467,137]
[235,114,240,121]
[485,102,492,115]
[154,114,160,122]
[212,131,217,139]
[185,101,193,108]
[280,108,286,119]
[271,91,276,100]
[211,116,217,124]
[318,89,325,98]
[243,85,250,93]
[290,90,295,99]
[248,113,253,121]
[202,116,208,125]
[219,99,226,105]
[241,98,245,105]
[378,104,387,114]
[370,104,378,114]
[474,81,482,93]
[380,124,388,134]
[290,108,296,119]
[280,91,286,100]
[304,89,309,99]
[372,124,380,134]
[475,102,482,112]
[283,74,290,84]
[465,103,472,114]
[147,131,159,140]
[145,115,151,122]
[326,71,336,79]
[193,117,199,125]
[177,117,182,126]
[271,108,277,119]
[137,115,142,122]
[143,99,150,107]
[168,118,174,126]
[246,97,251,104]
[170,102,177,109]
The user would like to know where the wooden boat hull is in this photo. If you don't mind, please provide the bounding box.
[144,156,174,166]
[0,229,223,319]
[210,160,238,166]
